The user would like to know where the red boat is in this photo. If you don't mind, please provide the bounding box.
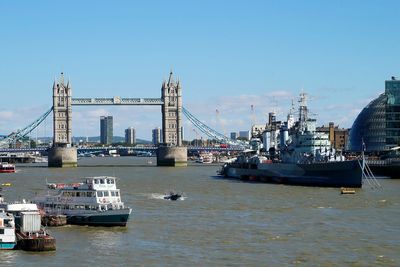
[0,162,15,173]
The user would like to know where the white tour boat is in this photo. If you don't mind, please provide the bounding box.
[34,176,132,226]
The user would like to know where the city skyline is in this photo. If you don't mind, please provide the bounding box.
[1,1,400,140]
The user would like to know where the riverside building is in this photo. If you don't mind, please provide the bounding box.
[316,122,349,151]
[125,127,136,145]
[152,127,162,145]
[100,116,113,145]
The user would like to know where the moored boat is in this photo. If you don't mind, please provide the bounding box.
[34,176,132,226]
[0,162,15,173]
[219,92,363,188]
[195,153,214,163]
[0,201,56,251]
[0,209,16,250]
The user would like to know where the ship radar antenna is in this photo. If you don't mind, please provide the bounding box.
[289,98,295,114]
[271,96,278,114]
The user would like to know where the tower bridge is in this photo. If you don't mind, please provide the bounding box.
[49,71,185,167]
[0,72,246,167]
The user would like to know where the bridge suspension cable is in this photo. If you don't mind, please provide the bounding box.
[0,105,247,149]
[0,107,53,148]
[182,107,247,148]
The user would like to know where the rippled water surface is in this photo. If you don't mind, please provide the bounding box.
[0,157,399,266]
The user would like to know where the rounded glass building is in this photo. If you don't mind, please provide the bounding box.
[349,77,400,152]
[348,94,386,152]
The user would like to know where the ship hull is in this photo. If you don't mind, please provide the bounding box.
[0,170,15,173]
[222,160,362,188]
[64,209,132,227]
[0,242,16,250]
[16,232,56,251]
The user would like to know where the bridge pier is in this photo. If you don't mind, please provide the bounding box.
[48,147,77,168]
[157,145,187,167]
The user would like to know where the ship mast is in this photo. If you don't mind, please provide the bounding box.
[298,92,308,132]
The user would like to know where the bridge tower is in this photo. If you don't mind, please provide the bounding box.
[161,71,183,146]
[157,71,187,166]
[48,73,77,167]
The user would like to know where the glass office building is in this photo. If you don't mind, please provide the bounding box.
[385,78,400,148]
[349,77,400,152]
[100,116,113,145]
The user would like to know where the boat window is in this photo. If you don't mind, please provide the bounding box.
[115,191,119,197]
[87,192,93,197]
[0,229,4,234]
[111,191,116,197]
[95,179,99,184]
[103,191,109,197]
[100,179,105,184]
[76,192,80,197]
[97,191,103,197]
[106,179,111,184]
[110,179,115,184]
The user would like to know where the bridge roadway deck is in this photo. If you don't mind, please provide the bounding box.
[0,146,243,154]
[72,97,163,105]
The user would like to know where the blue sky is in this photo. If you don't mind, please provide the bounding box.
[0,1,399,140]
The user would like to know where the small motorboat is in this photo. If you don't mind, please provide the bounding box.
[163,192,182,201]
[0,162,15,173]
[341,187,356,194]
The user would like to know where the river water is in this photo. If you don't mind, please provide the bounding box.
[0,157,399,266]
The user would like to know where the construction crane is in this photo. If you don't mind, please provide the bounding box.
[192,128,201,147]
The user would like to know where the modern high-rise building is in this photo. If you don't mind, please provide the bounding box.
[239,130,250,141]
[230,132,238,140]
[152,127,162,145]
[100,116,113,145]
[125,127,136,145]
[385,78,400,148]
